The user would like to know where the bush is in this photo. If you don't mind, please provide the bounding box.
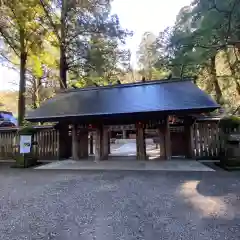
[14,154,38,168]
[219,116,240,133]
[18,126,36,135]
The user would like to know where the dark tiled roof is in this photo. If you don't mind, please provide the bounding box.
[26,79,219,121]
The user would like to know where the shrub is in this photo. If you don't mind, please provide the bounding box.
[17,126,36,135]
[219,116,240,133]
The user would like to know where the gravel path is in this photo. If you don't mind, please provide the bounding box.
[0,168,239,240]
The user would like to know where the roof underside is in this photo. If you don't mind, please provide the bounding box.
[26,79,219,122]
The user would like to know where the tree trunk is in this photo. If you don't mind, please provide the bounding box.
[59,0,67,89]
[180,64,185,78]
[18,28,27,126]
[32,77,41,109]
[225,49,240,95]
[210,55,223,104]
[236,43,240,55]
[32,78,37,109]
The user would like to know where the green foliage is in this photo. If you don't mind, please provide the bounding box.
[219,116,240,132]
[0,0,47,59]
[39,0,131,88]
[18,125,36,135]
[14,154,25,167]
[72,35,131,86]
[0,0,49,125]
[14,153,38,168]
[137,32,169,80]
[0,0,131,120]
[148,0,240,111]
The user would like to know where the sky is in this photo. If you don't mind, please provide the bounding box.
[0,0,192,91]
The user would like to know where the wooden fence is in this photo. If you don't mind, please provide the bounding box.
[0,121,236,160]
[192,121,240,159]
[0,126,59,160]
[192,121,223,159]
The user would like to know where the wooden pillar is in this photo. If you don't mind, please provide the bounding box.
[136,123,147,160]
[102,127,109,159]
[89,132,94,155]
[157,127,165,159]
[95,127,102,161]
[58,124,71,160]
[95,125,109,161]
[164,116,172,160]
[72,124,79,160]
[136,128,140,158]
[123,130,127,139]
[108,131,111,154]
[184,123,194,159]
[157,117,171,160]
[78,129,89,159]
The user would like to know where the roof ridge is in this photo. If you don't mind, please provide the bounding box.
[59,78,194,94]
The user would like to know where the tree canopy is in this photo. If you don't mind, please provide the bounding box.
[0,0,131,124]
[143,0,240,113]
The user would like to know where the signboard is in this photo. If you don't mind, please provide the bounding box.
[20,135,32,154]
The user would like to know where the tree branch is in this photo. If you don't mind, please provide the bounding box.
[8,3,22,29]
[0,28,19,56]
[39,0,61,41]
[0,52,19,67]
[210,0,231,14]
[225,0,240,42]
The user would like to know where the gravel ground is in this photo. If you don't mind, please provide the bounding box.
[0,167,239,240]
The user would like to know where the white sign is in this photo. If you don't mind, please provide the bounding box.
[20,135,32,154]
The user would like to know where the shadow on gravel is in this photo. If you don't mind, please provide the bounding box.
[196,178,239,197]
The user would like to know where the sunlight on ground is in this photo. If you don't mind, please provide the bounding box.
[178,181,235,220]
[111,143,161,158]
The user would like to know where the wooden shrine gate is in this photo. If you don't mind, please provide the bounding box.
[0,119,229,160]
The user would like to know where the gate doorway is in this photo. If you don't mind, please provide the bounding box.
[170,125,187,158]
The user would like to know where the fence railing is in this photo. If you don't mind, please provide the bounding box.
[192,121,240,159]
[0,121,237,160]
[192,122,223,159]
[0,126,59,160]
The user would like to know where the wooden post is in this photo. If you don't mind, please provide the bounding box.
[136,127,140,158]
[89,132,94,155]
[136,123,147,160]
[123,130,127,139]
[102,127,109,160]
[72,124,78,160]
[108,131,111,154]
[157,127,165,160]
[164,116,172,160]
[184,122,194,159]
[58,124,71,160]
[95,127,103,161]
[78,129,89,159]
[95,125,109,161]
